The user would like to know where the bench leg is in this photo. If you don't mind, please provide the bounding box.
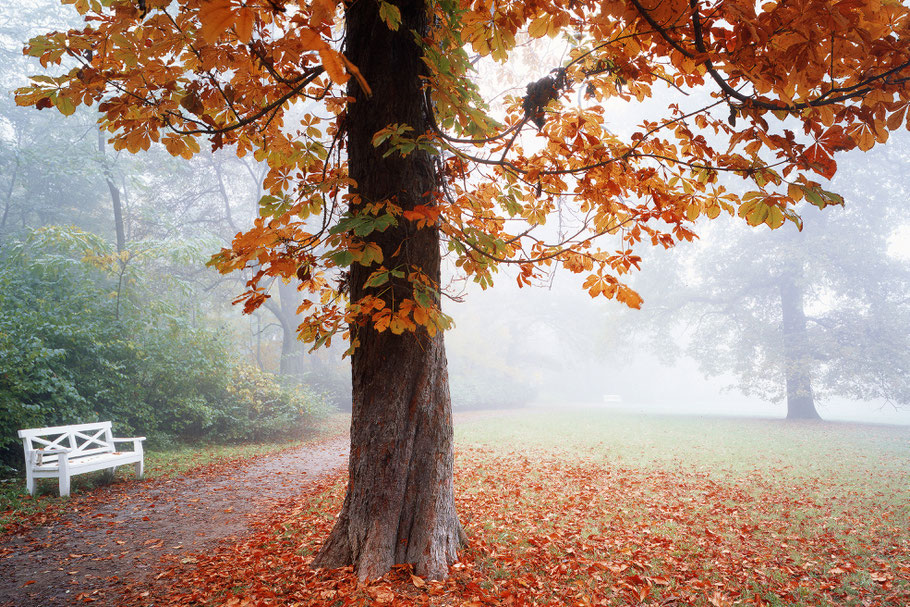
[134,459,144,479]
[25,471,35,496]
[58,456,71,497]
[58,473,71,497]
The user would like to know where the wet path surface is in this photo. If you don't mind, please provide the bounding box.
[0,438,349,607]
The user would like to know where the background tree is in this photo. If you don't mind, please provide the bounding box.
[632,141,910,419]
[17,0,910,580]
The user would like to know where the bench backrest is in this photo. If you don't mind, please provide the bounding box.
[18,422,115,463]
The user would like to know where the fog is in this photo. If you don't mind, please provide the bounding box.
[444,264,910,426]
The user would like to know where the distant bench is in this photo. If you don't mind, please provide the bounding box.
[18,421,145,497]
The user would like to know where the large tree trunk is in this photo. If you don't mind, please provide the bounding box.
[311,0,463,580]
[779,269,820,420]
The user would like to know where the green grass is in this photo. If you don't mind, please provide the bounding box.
[0,412,350,532]
[456,408,909,482]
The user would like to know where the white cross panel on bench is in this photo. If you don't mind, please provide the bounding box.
[18,421,145,497]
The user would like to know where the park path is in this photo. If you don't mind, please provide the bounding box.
[0,437,349,607]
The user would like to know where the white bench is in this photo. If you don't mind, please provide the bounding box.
[18,421,145,497]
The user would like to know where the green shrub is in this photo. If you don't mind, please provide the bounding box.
[0,228,329,470]
[215,364,330,442]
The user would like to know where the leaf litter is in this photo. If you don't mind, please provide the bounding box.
[117,446,907,607]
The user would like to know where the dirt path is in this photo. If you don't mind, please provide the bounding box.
[0,437,349,607]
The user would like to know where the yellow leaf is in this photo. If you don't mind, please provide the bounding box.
[528,16,549,39]
[53,93,76,116]
[389,316,406,334]
[765,205,784,229]
[199,0,235,44]
[746,203,769,226]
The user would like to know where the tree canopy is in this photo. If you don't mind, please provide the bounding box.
[17,0,910,342]
[16,0,910,580]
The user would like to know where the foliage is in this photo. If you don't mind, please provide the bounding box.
[0,227,328,469]
[117,411,908,606]
[15,0,910,349]
[216,364,331,441]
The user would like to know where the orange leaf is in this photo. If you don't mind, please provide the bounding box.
[310,0,338,27]
[199,0,235,44]
[235,7,254,44]
[342,55,371,96]
[319,48,348,85]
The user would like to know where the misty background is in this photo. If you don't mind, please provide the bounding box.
[1,0,908,456]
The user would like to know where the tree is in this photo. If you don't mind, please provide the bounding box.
[17,0,910,579]
[636,142,910,419]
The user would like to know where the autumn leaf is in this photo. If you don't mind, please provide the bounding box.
[318,48,348,85]
[235,8,254,44]
[198,0,235,44]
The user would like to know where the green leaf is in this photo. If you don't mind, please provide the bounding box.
[364,270,390,288]
[378,1,402,31]
[258,194,291,218]
[820,189,844,206]
[329,249,356,267]
[803,188,825,208]
[413,286,435,308]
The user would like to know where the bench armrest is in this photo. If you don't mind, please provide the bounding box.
[111,437,145,455]
[27,447,71,467]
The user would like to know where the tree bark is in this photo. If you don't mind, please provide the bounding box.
[779,268,820,420]
[311,0,463,580]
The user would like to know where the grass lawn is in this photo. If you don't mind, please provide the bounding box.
[136,407,908,607]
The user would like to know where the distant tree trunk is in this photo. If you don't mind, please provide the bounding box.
[97,130,126,253]
[275,281,305,377]
[311,0,463,580]
[0,152,19,242]
[779,269,820,420]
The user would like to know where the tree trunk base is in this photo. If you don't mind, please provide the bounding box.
[786,396,822,420]
[313,491,465,580]
[311,332,465,581]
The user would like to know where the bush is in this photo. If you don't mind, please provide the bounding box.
[215,364,331,442]
[0,228,329,470]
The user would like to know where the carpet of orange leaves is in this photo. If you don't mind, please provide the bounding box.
[123,447,908,607]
